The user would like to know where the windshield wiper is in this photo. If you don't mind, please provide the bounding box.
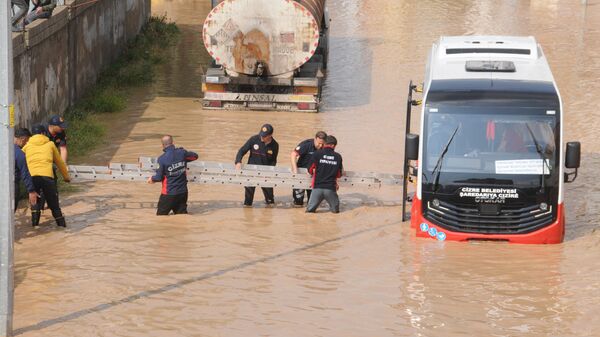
[526,123,551,192]
[431,125,460,193]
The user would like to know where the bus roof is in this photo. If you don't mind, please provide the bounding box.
[428,36,556,84]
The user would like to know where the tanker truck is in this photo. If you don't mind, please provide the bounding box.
[201,0,329,112]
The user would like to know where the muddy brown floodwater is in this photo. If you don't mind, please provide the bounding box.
[12,0,600,336]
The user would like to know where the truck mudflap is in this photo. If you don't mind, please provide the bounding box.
[202,92,319,112]
[409,197,565,244]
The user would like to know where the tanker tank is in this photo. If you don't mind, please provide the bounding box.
[203,0,327,77]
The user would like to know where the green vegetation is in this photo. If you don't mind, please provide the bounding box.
[52,16,179,194]
[65,15,180,159]
[14,16,178,201]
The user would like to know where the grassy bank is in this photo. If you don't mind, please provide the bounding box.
[65,15,179,159]
[54,15,179,193]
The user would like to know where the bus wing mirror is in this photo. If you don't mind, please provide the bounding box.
[564,141,580,183]
[565,142,581,169]
[405,133,419,161]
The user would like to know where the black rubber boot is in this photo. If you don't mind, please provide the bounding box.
[38,192,46,211]
[31,210,41,228]
[55,216,66,228]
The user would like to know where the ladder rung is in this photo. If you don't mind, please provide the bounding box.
[69,160,404,188]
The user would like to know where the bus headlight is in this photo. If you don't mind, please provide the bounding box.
[540,202,548,211]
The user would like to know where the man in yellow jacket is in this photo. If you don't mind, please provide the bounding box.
[23,125,71,228]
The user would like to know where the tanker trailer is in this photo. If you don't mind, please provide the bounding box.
[201,0,329,112]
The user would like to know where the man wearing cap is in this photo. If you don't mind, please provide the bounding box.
[147,135,199,215]
[306,135,344,214]
[14,128,38,212]
[235,124,279,206]
[23,125,71,228]
[45,115,68,163]
[290,131,327,206]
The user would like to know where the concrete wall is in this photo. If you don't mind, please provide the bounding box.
[12,0,151,127]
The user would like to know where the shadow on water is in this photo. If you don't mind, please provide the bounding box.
[321,37,375,110]
[84,194,400,216]
[71,21,212,165]
[564,152,600,241]
[12,221,397,336]
[134,117,167,124]
[14,189,400,242]
[13,193,125,241]
[123,132,170,142]
[70,90,156,166]
[13,209,69,241]
[14,262,45,289]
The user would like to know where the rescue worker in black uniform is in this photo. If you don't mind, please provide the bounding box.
[147,135,199,215]
[306,135,344,213]
[290,131,327,206]
[235,124,279,206]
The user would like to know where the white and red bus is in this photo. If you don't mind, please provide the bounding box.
[403,36,581,244]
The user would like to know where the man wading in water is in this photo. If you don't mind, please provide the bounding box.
[148,135,199,215]
[306,135,344,213]
[235,124,279,207]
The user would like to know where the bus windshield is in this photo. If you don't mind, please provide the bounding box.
[424,107,558,178]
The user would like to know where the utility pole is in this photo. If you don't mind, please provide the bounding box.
[0,0,15,336]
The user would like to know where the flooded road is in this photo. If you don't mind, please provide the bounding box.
[12,0,600,336]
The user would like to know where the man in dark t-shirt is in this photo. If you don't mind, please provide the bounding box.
[290,131,326,206]
[235,124,279,206]
[306,135,343,213]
